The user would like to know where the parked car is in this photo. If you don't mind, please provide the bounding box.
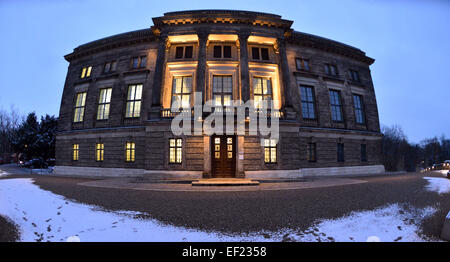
[24,158,48,169]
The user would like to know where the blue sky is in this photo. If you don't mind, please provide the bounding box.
[0,0,448,143]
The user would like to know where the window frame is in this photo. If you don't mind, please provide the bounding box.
[212,75,233,107]
[103,61,117,73]
[174,45,194,59]
[72,144,79,161]
[253,77,273,109]
[73,92,87,123]
[307,142,317,162]
[296,58,310,71]
[97,88,112,120]
[171,76,192,109]
[213,45,232,59]
[80,66,92,79]
[130,56,147,69]
[361,144,367,162]
[350,69,360,82]
[125,84,143,118]
[96,143,104,162]
[337,143,345,162]
[251,46,270,61]
[264,139,278,164]
[325,64,338,76]
[329,90,344,122]
[169,138,183,164]
[300,85,316,120]
[353,94,366,125]
[125,142,136,163]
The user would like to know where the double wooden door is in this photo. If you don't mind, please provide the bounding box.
[211,135,236,178]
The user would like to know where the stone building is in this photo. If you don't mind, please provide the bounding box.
[55,10,384,178]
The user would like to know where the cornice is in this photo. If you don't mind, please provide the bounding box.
[289,31,375,65]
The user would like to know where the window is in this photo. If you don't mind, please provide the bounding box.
[296,58,310,71]
[253,77,272,108]
[73,92,87,122]
[300,85,316,119]
[337,143,344,162]
[169,138,182,163]
[131,56,146,69]
[307,142,316,162]
[329,90,343,122]
[96,143,104,162]
[264,139,277,163]
[213,45,232,59]
[103,61,117,73]
[350,70,360,82]
[125,84,142,118]
[175,46,193,59]
[325,64,338,76]
[73,144,79,161]
[171,76,192,108]
[213,76,233,107]
[361,144,367,162]
[251,47,270,61]
[97,88,112,120]
[125,142,135,162]
[353,94,365,124]
[80,66,92,78]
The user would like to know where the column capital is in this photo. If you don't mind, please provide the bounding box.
[196,30,210,41]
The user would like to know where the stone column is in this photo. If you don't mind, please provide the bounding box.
[150,33,168,119]
[238,32,250,102]
[196,31,208,104]
[277,37,293,109]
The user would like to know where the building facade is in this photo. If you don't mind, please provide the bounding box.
[55,10,384,178]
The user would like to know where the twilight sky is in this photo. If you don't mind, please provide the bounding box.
[0,0,448,143]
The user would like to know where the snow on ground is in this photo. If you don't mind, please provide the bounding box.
[0,178,438,242]
[0,178,267,242]
[424,177,450,194]
[0,169,10,178]
[282,204,437,242]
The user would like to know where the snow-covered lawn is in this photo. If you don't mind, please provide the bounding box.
[282,204,436,242]
[0,178,438,242]
[0,169,10,178]
[424,177,450,194]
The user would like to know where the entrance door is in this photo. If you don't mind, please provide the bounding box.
[211,135,236,178]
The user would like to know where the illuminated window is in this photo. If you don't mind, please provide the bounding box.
[80,66,92,78]
[300,85,316,119]
[212,76,232,107]
[125,84,142,118]
[103,61,117,73]
[125,142,135,162]
[73,144,79,161]
[337,143,344,162]
[353,94,365,124]
[361,144,367,162]
[329,90,343,122]
[213,45,232,59]
[296,58,310,71]
[73,92,87,122]
[171,76,192,109]
[264,139,277,163]
[253,77,272,108]
[96,143,104,162]
[349,70,360,82]
[97,88,112,120]
[251,47,269,61]
[307,142,316,162]
[169,138,182,164]
[131,56,147,69]
[175,46,193,59]
[325,64,338,76]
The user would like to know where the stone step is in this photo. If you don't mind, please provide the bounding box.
[192,178,260,186]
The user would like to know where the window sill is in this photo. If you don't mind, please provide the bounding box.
[123,69,150,76]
